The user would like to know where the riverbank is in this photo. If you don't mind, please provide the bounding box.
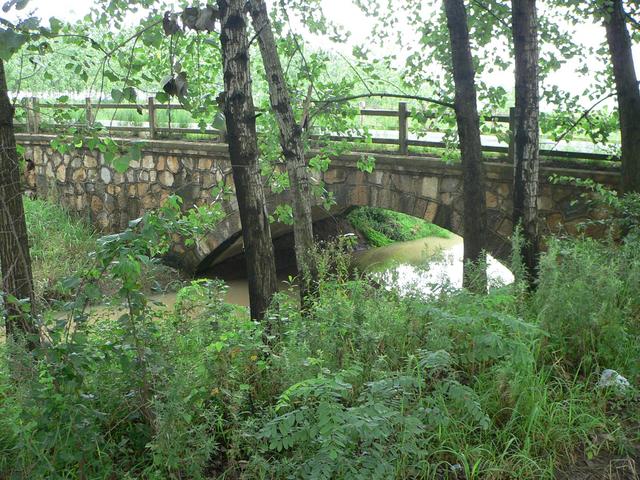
[4,222,640,478]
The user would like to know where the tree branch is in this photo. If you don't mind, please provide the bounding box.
[314,92,454,109]
[549,91,617,151]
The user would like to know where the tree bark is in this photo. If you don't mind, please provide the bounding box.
[512,0,541,284]
[217,0,278,320]
[603,0,640,193]
[444,0,488,293]
[0,58,38,344]
[248,0,317,299]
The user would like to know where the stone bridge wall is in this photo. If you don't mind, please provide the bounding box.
[18,134,620,273]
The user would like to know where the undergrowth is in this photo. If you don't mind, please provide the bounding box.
[2,197,639,479]
[24,197,96,303]
[24,198,185,304]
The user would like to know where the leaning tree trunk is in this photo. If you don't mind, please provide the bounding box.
[0,58,38,345]
[512,0,541,285]
[217,0,278,320]
[604,0,640,193]
[248,0,317,300]
[444,0,487,293]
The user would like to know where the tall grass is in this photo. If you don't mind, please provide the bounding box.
[2,205,639,479]
[24,197,96,303]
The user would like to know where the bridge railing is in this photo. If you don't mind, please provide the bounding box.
[14,96,619,163]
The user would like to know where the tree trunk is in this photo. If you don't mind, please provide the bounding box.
[512,0,541,284]
[217,0,278,320]
[604,0,640,193]
[0,58,38,344]
[248,0,317,299]
[443,0,487,293]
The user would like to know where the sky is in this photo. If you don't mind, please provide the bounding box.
[4,0,640,107]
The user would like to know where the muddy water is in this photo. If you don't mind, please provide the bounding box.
[352,233,513,296]
[151,234,513,308]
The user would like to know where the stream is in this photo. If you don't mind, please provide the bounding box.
[152,233,514,309]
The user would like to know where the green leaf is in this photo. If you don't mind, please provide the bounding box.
[111,88,124,103]
[0,28,27,61]
[122,86,136,102]
[212,111,226,131]
[113,156,130,173]
[356,154,376,173]
[155,91,169,103]
[2,0,30,12]
[48,16,62,34]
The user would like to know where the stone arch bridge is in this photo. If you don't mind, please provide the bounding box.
[19,134,619,273]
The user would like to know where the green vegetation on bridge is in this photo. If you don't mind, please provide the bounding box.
[347,206,451,247]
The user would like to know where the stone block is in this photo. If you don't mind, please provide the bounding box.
[424,202,439,223]
[412,198,428,219]
[539,194,553,211]
[104,194,116,212]
[72,168,86,182]
[85,155,98,168]
[142,194,156,209]
[198,158,213,170]
[324,168,347,184]
[497,218,513,237]
[56,164,66,182]
[91,195,103,213]
[546,213,563,231]
[399,194,416,215]
[137,183,149,196]
[100,167,112,184]
[371,170,384,185]
[440,177,460,193]
[349,185,369,206]
[166,156,180,173]
[182,157,195,170]
[486,191,498,208]
[142,155,155,169]
[420,177,438,199]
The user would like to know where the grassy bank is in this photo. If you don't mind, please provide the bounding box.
[24,198,183,304]
[347,206,451,247]
[24,197,96,303]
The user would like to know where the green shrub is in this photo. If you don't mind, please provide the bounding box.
[3,199,638,479]
[535,237,640,376]
[347,206,450,247]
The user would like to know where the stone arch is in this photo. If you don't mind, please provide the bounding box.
[177,158,513,274]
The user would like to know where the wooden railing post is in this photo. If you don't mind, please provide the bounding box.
[398,101,408,155]
[21,97,31,133]
[508,106,516,163]
[85,97,93,126]
[148,96,157,139]
[31,96,40,134]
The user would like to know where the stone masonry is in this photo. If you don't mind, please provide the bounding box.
[18,134,620,273]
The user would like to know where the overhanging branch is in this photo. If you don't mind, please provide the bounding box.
[314,92,455,110]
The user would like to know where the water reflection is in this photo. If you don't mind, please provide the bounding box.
[353,234,513,298]
[207,234,514,306]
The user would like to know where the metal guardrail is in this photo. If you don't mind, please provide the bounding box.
[14,96,620,162]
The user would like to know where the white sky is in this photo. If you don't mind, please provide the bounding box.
[4,0,640,107]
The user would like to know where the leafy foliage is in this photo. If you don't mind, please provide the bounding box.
[347,206,451,247]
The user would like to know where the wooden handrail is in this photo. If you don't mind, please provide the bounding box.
[12,96,619,163]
